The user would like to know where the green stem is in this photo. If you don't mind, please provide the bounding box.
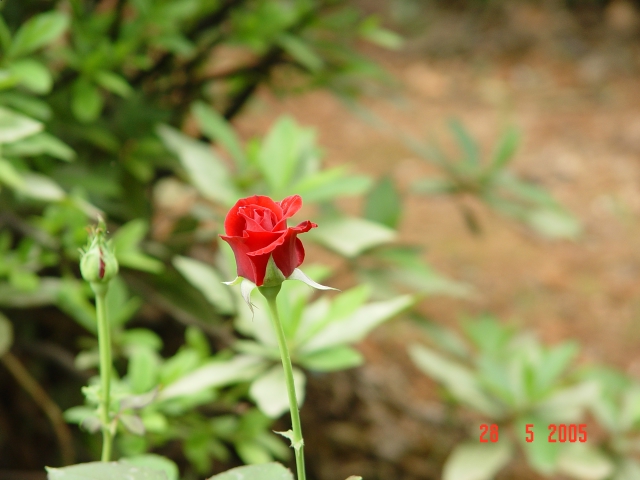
[260,286,306,480]
[92,282,113,462]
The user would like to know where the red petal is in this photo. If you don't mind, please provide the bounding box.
[278,195,302,219]
[270,221,317,278]
[220,230,283,285]
[224,196,283,236]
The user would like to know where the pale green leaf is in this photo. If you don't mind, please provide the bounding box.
[297,345,363,372]
[527,208,582,240]
[159,355,266,400]
[301,295,413,352]
[127,347,159,394]
[442,441,513,480]
[277,33,323,72]
[289,166,372,203]
[534,382,600,422]
[9,59,53,94]
[173,256,235,315]
[0,106,43,144]
[364,176,402,228]
[20,173,66,201]
[206,463,293,480]
[307,216,396,257]
[156,124,239,205]
[4,132,75,161]
[489,126,520,172]
[249,365,306,418]
[191,101,246,166]
[9,12,69,58]
[409,344,501,417]
[557,444,614,480]
[121,455,178,480]
[516,416,561,475]
[46,461,167,480]
[0,158,25,189]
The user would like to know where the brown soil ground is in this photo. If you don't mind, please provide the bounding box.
[233,2,640,479]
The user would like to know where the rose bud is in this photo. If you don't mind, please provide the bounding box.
[80,218,119,284]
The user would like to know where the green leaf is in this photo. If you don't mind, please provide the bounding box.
[290,167,372,203]
[307,216,396,258]
[173,256,235,315]
[156,124,239,205]
[0,106,43,144]
[95,71,133,98]
[442,441,513,480]
[112,219,164,274]
[249,365,306,418]
[534,341,579,396]
[46,461,168,480]
[121,455,179,480]
[276,33,324,72]
[0,277,61,308]
[516,416,561,475]
[449,119,479,166]
[191,101,246,166]
[8,11,69,58]
[4,132,75,161]
[412,178,456,195]
[557,444,614,480]
[527,208,582,240]
[72,78,103,123]
[20,173,66,201]
[534,382,599,422]
[301,295,413,352]
[488,126,520,172]
[0,92,52,120]
[363,176,402,228]
[417,319,469,359]
[0,158,25,189]
[257,116,316,195]
[408,344,501,416]
[359,16,403,50]
[0,313,13,356]
[158,355,266,400]
[297,345,364,372]
[463,315,512,355]
[127,347,158,394]
[206,463,293,480]
[235,440,272,465]
[9,59,53,94]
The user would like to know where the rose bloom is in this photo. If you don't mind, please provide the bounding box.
[220,195,316,286]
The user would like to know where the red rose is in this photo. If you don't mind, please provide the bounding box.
[220,195,317,286]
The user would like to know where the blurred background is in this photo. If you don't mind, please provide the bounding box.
[1,0,640,479]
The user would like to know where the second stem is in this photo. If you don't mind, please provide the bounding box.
[93,282,113,462]
[261,286,306,480]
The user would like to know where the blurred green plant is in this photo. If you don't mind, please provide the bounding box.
[409,119,582,239]
[410,315,617,480]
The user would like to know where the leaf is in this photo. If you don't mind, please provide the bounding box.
[206,463,293,480]
[534,341,579,396]
[359,16,403,50]
[297,345,364,372]
[127,347,158,394]
[20,173,66,201]
[557,444,614,480]
[8,11,69,58]
[121,455,179,480]
[156,124,239,205]
[120,414,146,435]
[516,416,561,475]
[289,167,372,202]
[257,116,304,194]
[449,119,479,166]
[95,71,133,98]
[72,77,103,123]
[0,158,25,189]
[191,101,246,166]
[158,355,266,400]
[112,219,163,274]
[4,132,75,161]
[307,216,396,258]
[301,295,413,352]
[0,106,43,144]
[534,382,600,422]
[0,313,13,356]
[363,176,402,228]
[488,126,520,172]
[276,33,324,72]
[249,365,306,418]
[408,344,501,416]
[9,59,53,94]
[527,208,582,240]
[0,277,61,308]
[442,441,513,480]
[173,256,235,315]
[46,461,168,480]
[287,268,337,291]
